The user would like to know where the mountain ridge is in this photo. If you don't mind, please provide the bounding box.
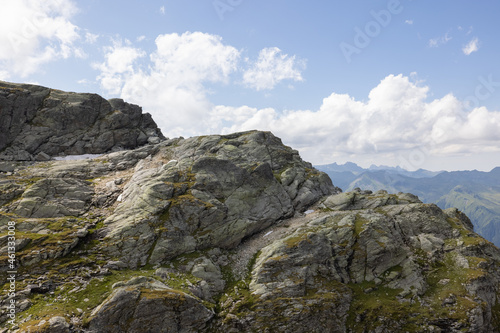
[316,162,500,246]
[0,82,500,332]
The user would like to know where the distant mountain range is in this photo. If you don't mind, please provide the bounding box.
[315,162,500,247]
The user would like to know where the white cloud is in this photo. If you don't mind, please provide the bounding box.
[77,78,91,85]
[463,37,480,55]
[243,47,305,91]
[95,33,307,137]
[93,40,146,94]
[93,33,500,167]
[0,69,10,81]
[405,20,413,25]
[92,32,500,168]
[85,32,99,44]
[102,42,145,74]
[428,32,452,48]
[211,74,500,165]
[0,0,80,77]
[151,32,240,84]
[95,32,241,137]
[160,6,166,15]
[428,39,438,47]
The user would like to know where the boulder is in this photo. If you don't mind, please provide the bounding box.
[87,277,214,333]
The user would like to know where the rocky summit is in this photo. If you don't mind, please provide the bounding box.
[0,85,500,332]
[0,81,164,162]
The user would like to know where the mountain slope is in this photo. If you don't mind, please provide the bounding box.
[436,184,500,246]
[0,132,499,332]
[316,163,500,247]
[0,83,500,332]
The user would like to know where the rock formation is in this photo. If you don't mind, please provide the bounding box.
[0,81,164,161]
[0,84,499,332]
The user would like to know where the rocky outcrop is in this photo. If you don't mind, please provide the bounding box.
[0,81,164,161]
[0,125,499,332]
[223,189,500,332]
[97,131,338,268]
[0,130,338,270]
[87,277,214,333]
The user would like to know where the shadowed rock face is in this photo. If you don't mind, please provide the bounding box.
[0,81,164,161]
[0,85,500,332]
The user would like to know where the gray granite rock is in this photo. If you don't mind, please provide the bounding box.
[87,277,213,333]
[0,81,164,161]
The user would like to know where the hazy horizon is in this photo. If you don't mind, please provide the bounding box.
[314,159,499,173]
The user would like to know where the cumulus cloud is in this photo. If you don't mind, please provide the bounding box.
[151,32,240,84]
[95,32,307,138]
[93,33,500,164]
[243,47,305,90]
[91,30,500,167]
[93,32,499,168]
[0,0,81,78]
[95,32,241,137]
[93,40,146,95]
[463,37,480,55]
[211,74,500,164]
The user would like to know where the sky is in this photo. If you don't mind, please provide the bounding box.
[1,0,500,171]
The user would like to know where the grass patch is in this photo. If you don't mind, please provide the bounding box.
[346,281,415,332]
[283,233,311,248]
[353,214,369,236]
[17,268,161,330]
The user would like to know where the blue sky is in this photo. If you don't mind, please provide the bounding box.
[1,0,500,171]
